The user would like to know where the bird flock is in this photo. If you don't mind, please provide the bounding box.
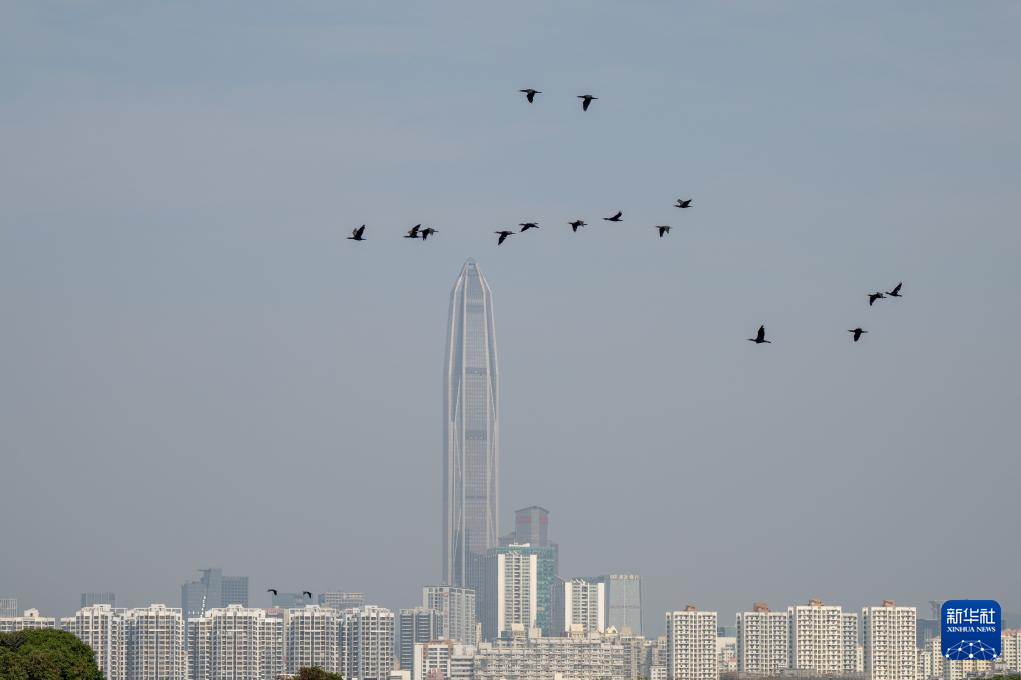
[344,87,906,345]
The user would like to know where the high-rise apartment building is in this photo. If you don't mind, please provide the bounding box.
[287,605,341,675]
[424,585,476,645]
[186,604,284,680]
[1001,629,1021,672]
[788,599,852,675]
[319,592,365,611]
[562,578,605,634]
[443,259,500,600]
[340,605,396,680]
[603,575,643,635]
[82,592,117,608]
[412,640,476,680]
[482,546,538,640]
[862,601,916,680]
[125,604,187,680]
[0,608,56,632]
[665,606,719,680]
[61,604,128,680]
[843,611,863,674]
[0,598,18,618]
[398,607,442,672]
[181,568,249,621]
[485,543,556,636]
[736,602,789,674]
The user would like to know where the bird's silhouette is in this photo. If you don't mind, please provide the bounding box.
[303,591,312,599]
[748,325,771,344]
[495,230,514,245]
[519,222,540,232]
[568,220,587,232]
[675,199,693,208]
[848,328,867,342]
[420,227,438,240]
[868,292,886,306]
[886,282,903,297]
[267,589,278,596]
[578,94,598,111]
[348,225,366,241]
[404,224,421,239]
[656,225,671,237]
[519,89,541,103]
[603,211,623,222]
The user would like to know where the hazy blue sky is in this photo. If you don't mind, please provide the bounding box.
[2,2,1019,631]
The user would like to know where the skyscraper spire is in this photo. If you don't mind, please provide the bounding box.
[443,259,499,598]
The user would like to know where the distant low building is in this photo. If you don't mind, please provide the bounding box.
[0,608,57,632]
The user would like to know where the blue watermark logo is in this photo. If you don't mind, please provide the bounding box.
[941,600,1001,660]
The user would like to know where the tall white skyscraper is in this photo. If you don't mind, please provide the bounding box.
[443,259,500,599]
[862,601,916,680]
[665,606,719,680]
[482,547,537,640]
[398,607,442,672]
[125,604,187,680]
[736,602,789,674]
[788,599,849,675]
[340,605,396,680]
[562,578,605,634]
[61,604,128,680]
[187,604,284,680]
[287,605,341,675]
[424,585,477,645]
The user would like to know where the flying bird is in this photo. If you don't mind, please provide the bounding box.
[675,199,693,208]
[348,225,366,241]
[603,211,623,222]
[568,220,587,232]
[848,328,868,342]
[267,589,278,596]
[303,592,312,599]
[656,225,671,237]
[519,222,540,232]
[577,94,598,111]
[748,325,771,344]
[868,292,886,306]
[495,230,514,245]
[404,224,421,239]
[886,282,903,297]
[420,227,438,240]
[519,88,541,103]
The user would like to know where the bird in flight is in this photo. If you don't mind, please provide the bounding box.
[848,328,867,342]
[519,222,540,232]
[748,325,771,344]
[420,227,438,240]
[520,88,541,103]
[578,94,598,111]
[868,292,886,306]
[267,589,278,596]
[303,591,312,599]
[675,199,693,209]
[656,225,671,237]
[495,230,514,245]
[603,211,623,222]
[886,282,903,297]
[404,224,421,239]
[568,220,587,232]
[348,225,366,241]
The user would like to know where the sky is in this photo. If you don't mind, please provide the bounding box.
[1,2,1019,633]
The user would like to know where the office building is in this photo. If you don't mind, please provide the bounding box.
[862,601,916,680]
[666,606,719,680]
[424,585,477,645]
[287,605,342,675]
[736,602,790,674]
[500,506,560,573]
[125,604,187,680]
[482,546,538,640]
[61,604,128,680]
[340,605,396,680]
[398,607,442,672]
[271,592,307,608]
[603,575,643,636]
[181,568,249,621]
[319,592,365,611]
[443,259,500,600]
[81,592,117,609]
[0,598,16,618]
[562,578,606,634]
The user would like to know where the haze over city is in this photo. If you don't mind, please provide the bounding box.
[2,1,1019,635]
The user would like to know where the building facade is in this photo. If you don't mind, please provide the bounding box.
[181,568,249,621]
[862,601,916,680]
[61,604,128,680]
[398,607,442,673]
[665,607,719,680]
[443,259,500,601]
[788,599,850,675]
[0,598,16,618]
[424,585,477,645]
[736,603,790,674]
[319,592,365,611]
[186,604,284,680]
[125,604,187,680]
[81,592,117,608]
[287,605,341,675]
[474,631,626,680]
[482,547,538,640]
[603,575,643,635]
[563,578,606,634]
[0,608,57,632]
[340,605,396,680]
[412,640,476,680]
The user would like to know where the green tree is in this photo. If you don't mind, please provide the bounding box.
[294,668,344,680]
[0,629,104,680]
